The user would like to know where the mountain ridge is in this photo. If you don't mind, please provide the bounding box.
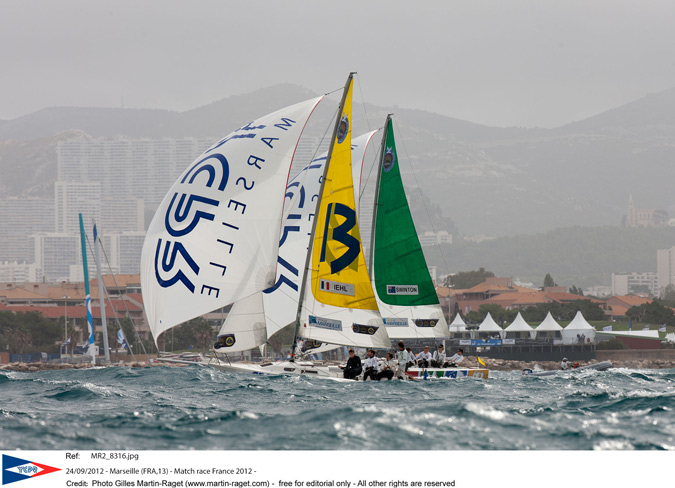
[0,84,674,238]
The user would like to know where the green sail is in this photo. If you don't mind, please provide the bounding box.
[372,119,439,306]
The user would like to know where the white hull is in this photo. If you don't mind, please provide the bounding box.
[209,359,346,378]
[206,358,489,381]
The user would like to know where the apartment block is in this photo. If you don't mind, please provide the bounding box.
[657,246,675,295]
[0,197,54,263]
[611,272,658,296]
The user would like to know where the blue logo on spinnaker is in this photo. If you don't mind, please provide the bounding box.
[2,455,60,485]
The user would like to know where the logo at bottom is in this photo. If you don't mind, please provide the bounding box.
[2,455,61,485]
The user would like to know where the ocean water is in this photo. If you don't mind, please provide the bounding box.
[1,365,673,450]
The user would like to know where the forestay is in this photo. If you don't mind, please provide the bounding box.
[141,97,323,341]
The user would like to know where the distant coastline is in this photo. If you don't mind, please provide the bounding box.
[2,352,674,373]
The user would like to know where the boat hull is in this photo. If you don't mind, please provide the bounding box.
[406,367,489,379]
[207,359,488,380]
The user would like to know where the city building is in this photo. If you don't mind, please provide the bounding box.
[0,197,54,263]
[611,272,658,296]
[55,181,101,234]
[657,246,675,296]
[0,276,151,342]
[583,285,612,297]
[605,295,652,320]
[437,277,601,318]
[418,230,452,247]
[625,194,669,228]
[57,137,213,209]
[101,197,144,233]
[108,232,146,275]
[0,262,41,283]
[31,233,81,283]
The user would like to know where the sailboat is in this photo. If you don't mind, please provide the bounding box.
[142,74,488,380]
[367,115,485,379]
[369,115,449,339]
[211,130,378,358]
[206,74,390,377]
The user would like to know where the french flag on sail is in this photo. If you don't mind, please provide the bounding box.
[320,280,330,291]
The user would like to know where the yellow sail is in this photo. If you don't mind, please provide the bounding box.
[310,77,377,310]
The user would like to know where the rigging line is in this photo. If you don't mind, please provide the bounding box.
[324,86,345,97]
[355,74,372,132]
[392,118,452,279]
[87,233,151,356]
[97,239,148,357]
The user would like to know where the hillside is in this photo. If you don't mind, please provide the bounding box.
[423,226,675,289]
[0,83,674,239]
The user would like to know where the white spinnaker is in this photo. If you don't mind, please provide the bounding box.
[215,131,378,352]
[141,97,323,342]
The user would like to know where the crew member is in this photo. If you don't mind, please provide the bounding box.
[415,346,432,368]
[432,344,447,368]
[363,349,379,381]
[377,352,396,381]
[446,348,464,367]
[395,342,409,379]
[343,349,362,380]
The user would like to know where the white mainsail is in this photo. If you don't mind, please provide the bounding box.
[141,97,323,342]
[215,131,378,352]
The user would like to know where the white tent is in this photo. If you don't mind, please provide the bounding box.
[503,312,535,339]
[534,312,563,340]
[448,314,471,339]
[562,311,596,344]
[478,312,503,339]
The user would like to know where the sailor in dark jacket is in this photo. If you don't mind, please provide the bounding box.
[343,349,362,380]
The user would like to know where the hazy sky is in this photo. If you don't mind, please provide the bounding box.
[2,0,674,127]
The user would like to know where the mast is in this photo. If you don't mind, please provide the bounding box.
[290,72,355,361]
[93,221,110,364]
[78,213,96,365]
[368,114,393,276]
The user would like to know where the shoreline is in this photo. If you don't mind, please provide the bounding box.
[2,356,674,373]
[462,356,675,371]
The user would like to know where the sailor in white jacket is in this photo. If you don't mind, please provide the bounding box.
[431,344,447,368]
[446,348,464,367]
[377,352,397,380]
[415,346,432,368]
[395,342,409,379]
[363,349,379,381]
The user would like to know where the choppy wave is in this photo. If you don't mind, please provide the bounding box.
[1,367,673,450]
